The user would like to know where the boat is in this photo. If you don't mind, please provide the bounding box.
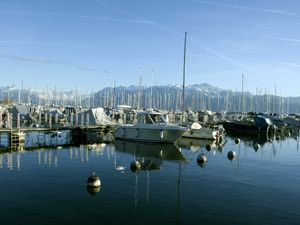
[222,115,274,134]
[114,111,187,143]
[182,122,223,140]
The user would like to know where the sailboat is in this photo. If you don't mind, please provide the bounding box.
[180,32,223,141]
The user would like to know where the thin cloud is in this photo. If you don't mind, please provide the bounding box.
[102,70,111,74]
[192,0,297,16]
[77,65,98,72]
[0,53,105,73]
[0,40,66,46]
[264,35,300,43]
[0,9,155,26]
[278,62,300,68]
[0,9,109,20]
[0,53,52,63]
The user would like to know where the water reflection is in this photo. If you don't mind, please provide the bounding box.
[0,128,298,172]
[177,137,225,153]
[0,151,23,170]
[0,145,104,171]
[114,140,185,162]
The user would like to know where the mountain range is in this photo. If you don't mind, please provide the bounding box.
[1,83,299,114]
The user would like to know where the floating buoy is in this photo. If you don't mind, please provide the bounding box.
[235,138,240,144]
[253,143,260,151]
[130,160,141,172]
[87,171,101,187]
[197,153,207,167]
[86,186,101,196]
[227,151,236,160]
[205,144,211,151]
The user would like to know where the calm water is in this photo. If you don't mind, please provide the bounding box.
[0,133,300,225]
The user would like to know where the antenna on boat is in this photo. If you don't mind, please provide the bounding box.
[181,32,187,126]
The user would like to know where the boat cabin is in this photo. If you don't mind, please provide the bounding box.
[136,111,167,125]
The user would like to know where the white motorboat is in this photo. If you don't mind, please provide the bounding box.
[114,111,186,143]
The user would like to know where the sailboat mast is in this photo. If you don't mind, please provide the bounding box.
[241,74,244,115]
[181,32,187,125]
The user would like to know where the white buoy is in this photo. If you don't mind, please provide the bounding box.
[130,160,141,172]
[227,151,236,160]
[87,186,101,196]
[87,171,101,187]
[235,138,240,144]
[253,143,260,151]
[197,153,207,167]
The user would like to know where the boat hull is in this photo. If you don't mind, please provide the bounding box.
[182,128,220,140]
[223,121,270,134]
[114,125,186,143]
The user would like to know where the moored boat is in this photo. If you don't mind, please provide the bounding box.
[114,111,186,143]
[182,122,223,140]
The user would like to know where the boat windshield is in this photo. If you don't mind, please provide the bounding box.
[149,114,166,124]
[138,113,167,125]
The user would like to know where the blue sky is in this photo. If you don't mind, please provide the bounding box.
[0,0,300,96]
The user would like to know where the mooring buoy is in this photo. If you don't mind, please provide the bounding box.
[235,138,240,144]
[87,171,101,187]
[86,186,101,196]
[253,143,260,151]
[227,150,236,160]
[197,153,207,167]
[130,160,141,172]
[205,144,211,151]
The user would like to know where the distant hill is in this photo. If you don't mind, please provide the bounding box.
[1,83,299,114]
[94,83,299,114]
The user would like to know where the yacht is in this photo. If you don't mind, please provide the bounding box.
[114,111,186,143]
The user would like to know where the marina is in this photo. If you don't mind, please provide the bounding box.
[0,134,299,225]
[1,0,300,224]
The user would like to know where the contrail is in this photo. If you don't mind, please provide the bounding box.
[0,40,66,46]
[0,53,111,73]
[264,35,300,43]
[0,53,52,63]
[192,0,297,16]
[278,62,300,68]
[77,65,98,72]
[93,0,266,77]
[0,9,155,26]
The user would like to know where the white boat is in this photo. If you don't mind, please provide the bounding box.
[182,122,222,140]
[114,111,186,143]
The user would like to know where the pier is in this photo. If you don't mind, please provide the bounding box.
[0,126,114,151]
